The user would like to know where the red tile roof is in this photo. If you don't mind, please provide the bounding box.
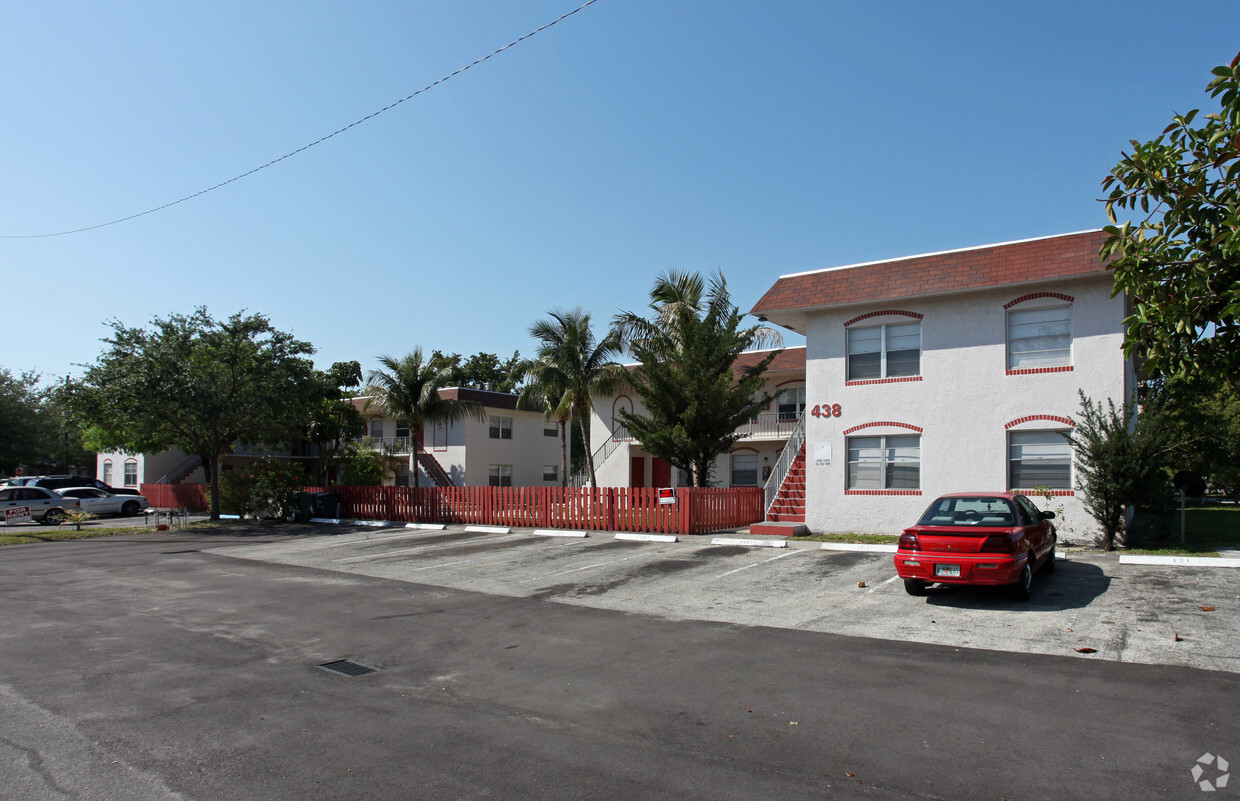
[732,346,805,375]
[751,230,1109,323]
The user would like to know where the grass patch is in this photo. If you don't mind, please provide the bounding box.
[1123,547,1222,557]
[0,520,227,547]
[791,532,900,545]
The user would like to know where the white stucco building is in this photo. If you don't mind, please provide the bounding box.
[585,347,807,490]
[749,229,1130,541]
[355,387,569,488]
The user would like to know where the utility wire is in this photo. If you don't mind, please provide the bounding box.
[2,0,602,239]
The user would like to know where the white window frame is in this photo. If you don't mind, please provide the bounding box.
[1008,430,1072,489]
[489,464,513,487]
[846,435,920,490]
[730,453,759,486]
[370,418,384,439]
[123,460,138,487]
[1007,303,1071,369]
[489,416,513,440]
[543,425,558,438]
[847,322,921,380]
[543,464,558,482]
[102,460,113,486]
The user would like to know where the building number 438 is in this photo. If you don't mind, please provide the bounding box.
[810,404,842,418]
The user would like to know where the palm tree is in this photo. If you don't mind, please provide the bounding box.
[364,349,486,488]
[612,269,783,357]
[525,309,628,488]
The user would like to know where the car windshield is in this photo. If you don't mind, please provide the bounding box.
[916,497,1018,527]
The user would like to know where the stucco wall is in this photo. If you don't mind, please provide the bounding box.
[801,274,1127,541]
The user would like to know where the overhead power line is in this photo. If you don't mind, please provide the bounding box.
[3,0,602,239]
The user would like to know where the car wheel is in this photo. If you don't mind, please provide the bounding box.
[43,508,65,525]
[1009,556,1033,601]
[121,501,140,516]
[904,579,927,596]
[1043,543,1057,573]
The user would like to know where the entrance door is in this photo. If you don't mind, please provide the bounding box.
[652,458,671,488]
[630,457,647,488]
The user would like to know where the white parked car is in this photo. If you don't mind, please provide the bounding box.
[0,486,80,524]
[56,487,148,517]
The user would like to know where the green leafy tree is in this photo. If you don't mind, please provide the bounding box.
[1101,53,1240,381]
[1150,374,1240,498]
[430,350,524,393]
[302,361,367,484]
[335,439,389,486]
[364,349,486,488]
[71,309,322,519]
[615,271,779,487]
[0,367,49,474]
[1068,390,1176,550]
[525,309,628,488]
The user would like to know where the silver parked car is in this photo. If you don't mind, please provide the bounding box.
[0,486,80,524]
[56,487,148,517]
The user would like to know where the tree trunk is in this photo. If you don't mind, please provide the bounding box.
[205,453,221,520]
[578,412,596,488]
[559,418,568,488]
[411,440,421,489]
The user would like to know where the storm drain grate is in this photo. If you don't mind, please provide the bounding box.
[318,659,378,677]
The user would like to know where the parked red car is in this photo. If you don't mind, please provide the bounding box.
[895,492,1056,601]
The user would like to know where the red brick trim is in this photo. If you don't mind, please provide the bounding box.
[1004,292,1074,310]
[844,309,924,327]
[730,446,759,454]
[843,421,924,435]
[774,379,805,388]
[1004,415,1075,430]
[845,375,924,386]
[845,489,923,496]
[1013,488,1076,497]
[1006,366,1073,376]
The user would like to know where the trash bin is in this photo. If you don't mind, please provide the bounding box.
[296,492,315,523]
[311,492,340,520]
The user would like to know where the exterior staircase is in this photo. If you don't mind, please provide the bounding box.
[749,443,808,536]
[415,450,453,487]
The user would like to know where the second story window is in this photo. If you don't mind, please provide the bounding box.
[489,416,513,440]
[847,322,921,380]
[370,419,384,439]
[1008,305,1071,368]
[777,387,806,421]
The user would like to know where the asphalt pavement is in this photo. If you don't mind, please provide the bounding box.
[0,525,1236,800]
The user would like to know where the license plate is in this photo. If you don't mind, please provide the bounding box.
[935,564,961,577]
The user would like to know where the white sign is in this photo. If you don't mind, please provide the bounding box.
[657,487,676,505]
[813,441,832,467]
[4,506,32,525]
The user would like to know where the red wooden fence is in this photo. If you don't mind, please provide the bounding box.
[142,483,765,535]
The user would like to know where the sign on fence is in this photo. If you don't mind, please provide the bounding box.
[4,506,32,525]
[657,487,676,506]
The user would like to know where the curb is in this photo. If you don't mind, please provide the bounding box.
[405,523,446,531]
[309,517,343,524]
[712,537,788,549]
[1119,555,1240,567]
[466,525,511,534]
[532,529,588,538]
[615,532,678,543]
[351,520,391,527]
[820,543,898,553]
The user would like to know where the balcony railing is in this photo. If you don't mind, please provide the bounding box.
[734,411,802,439]
[353,436,414,454]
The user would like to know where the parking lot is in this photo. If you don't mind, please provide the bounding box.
[216,523,1240,674]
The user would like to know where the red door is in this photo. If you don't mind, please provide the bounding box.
[630,457,647,488]
[652,458,671,488]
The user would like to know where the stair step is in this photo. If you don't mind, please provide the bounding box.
[768,513,805,523]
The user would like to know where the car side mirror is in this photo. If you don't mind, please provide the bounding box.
[1043,511,1056,520]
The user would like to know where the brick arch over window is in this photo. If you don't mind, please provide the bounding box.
[843,309,923,328]
[843,421,924,435]
[1004,292,1074,310]
[1004,414,1075,430]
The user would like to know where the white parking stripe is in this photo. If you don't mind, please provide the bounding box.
[332,532,528,563]
[712,548,804,579]
[518,547,675,584]
[867,575,901,593]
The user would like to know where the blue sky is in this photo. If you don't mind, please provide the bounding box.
[4,1,1238,384]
